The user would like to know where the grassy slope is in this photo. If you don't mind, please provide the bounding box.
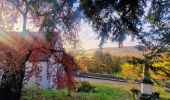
[21,82,170,100]
[21,83,133,100]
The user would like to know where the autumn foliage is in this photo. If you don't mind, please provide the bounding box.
[0,31,77,92]
[27,34,77,91]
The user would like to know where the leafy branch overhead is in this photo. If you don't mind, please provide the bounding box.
[80,0,146,46]
[80,0,170,80]
[80,0,170,49]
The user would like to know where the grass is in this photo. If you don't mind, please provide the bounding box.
[21,82,170,100]
[21,83,133,100]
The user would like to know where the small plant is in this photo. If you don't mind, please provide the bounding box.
[153,92,160,98]
[130,88,140,100]
[130,88,140,93]
[77,81,95,92]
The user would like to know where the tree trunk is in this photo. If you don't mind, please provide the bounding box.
[143,63,150,81]
[0,53,31,100]
[22,4,28,33]
[0,68,25,100]
[22,12,27,33]
[0,5,29,100]
[142,63,153,84]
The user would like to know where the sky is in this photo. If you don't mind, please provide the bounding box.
[9,19,138,50]
[79,21,138,50]
[75,1,151,50]
[1,1,141,50]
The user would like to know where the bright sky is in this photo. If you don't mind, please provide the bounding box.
[4,19,138,50]
[79,21,138,50]
[75,1,151,50]
[1,0,142,50]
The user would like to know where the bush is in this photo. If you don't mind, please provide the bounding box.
[130,88,140,94]
[77,81,95,92]
[130,88,140,100]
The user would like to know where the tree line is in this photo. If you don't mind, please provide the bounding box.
[76,50,130,74]
[76,50,170,81]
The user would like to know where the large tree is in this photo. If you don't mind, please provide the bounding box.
[80,0,170,97]
[0,0,33,99]
[0,0,79,100]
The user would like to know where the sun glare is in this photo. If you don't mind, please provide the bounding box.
[0,29,16,47]
[0,29,35,49]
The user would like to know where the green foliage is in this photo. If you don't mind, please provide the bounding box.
[121,63,143,79]
[152,85,170,100]
[76,50,127,74]
[92,51,123,74]
[151,60,170,80]
[77,81,95,92]
[76,52,170,82]
[123,54,170,82]
[22,82,170,100]
[128,57,145,65]
[76,56,91,72]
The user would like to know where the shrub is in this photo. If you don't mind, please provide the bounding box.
[130,88,140,94]
[130,88,140,100]
[77,81,95,92]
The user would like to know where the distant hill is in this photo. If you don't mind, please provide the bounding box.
[84,46,143,57]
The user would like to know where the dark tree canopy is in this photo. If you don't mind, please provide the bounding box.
[80,0,170,48]
[80,0,146,46]
[79,0,170,82]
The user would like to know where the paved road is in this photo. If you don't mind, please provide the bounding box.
[77,77,140,89]
[77,77,170,92]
